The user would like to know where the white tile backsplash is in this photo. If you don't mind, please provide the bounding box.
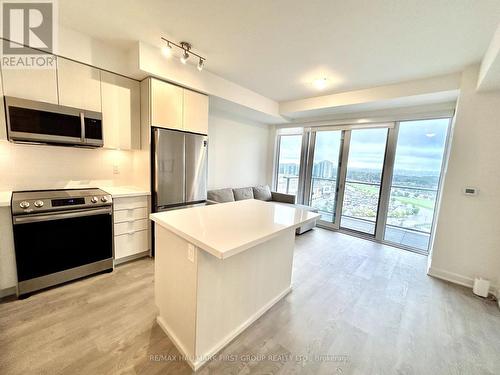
[0,140,145,191]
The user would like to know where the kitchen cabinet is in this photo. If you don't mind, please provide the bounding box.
[141,78,209,148]
[113,195,150,263]
[101,71,141,150]
[183,89,209,135]
[150,78,183,130]
[1,47,58,104]
[57,58,102,112]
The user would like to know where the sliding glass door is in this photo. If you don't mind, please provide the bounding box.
[383,119,449,251]
[308,130,342,222]
[340,128,388,235]
[274,117,450,254]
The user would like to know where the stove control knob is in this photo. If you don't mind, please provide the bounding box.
[91,196,98,203]
[34,200,44,208]
[19,201,30,209]
[101,196,108,203]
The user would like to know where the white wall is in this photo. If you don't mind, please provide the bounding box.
[429,65,500,291]
[0,140,138,191]
[207,111,273,190]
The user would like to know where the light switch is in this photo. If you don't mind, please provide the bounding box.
[187,244,195,262]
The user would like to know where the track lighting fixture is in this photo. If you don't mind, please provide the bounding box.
[161,37,206,71]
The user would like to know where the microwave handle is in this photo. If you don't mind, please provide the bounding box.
[80,112,85,142]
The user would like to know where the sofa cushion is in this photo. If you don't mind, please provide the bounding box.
[252,185,272,201]
[233,187,254,201]
[207,188,235,203]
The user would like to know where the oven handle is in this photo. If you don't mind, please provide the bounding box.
[13,207,112,224]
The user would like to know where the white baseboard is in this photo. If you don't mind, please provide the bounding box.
[0,286,16,298]
[156,316,195,365]
[156,286,292,371]
[114,250,151,266]
[427,266,498,297]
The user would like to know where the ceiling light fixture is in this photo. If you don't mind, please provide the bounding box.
[181,50,189,64]
[313,77,328,90]
[161,37,206,71]
[161,41,172,57]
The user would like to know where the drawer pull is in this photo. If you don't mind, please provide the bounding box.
[116,229,147,236]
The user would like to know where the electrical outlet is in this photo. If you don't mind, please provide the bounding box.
[187,244,195,262]
[113,164,120,174]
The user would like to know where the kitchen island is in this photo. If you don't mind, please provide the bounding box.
[150,199,320,370]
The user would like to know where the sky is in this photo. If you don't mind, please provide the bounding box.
[279,118,449,173]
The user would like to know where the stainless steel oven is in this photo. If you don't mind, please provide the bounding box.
[11,189,113,297]
[5,96,103,147]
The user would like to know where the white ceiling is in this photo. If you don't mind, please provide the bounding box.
[59,0,500,102]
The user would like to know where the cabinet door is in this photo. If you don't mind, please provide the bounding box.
[183,89,208,135]
[2,48,58,104]
[101,71,140,150]
[150,78,183,130]
[57,58,101,112]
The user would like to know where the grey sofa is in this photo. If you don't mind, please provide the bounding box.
[207,185,318,234]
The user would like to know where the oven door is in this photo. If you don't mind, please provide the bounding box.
[12,207,113,283]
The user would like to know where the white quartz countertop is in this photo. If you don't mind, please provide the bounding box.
[0,191,12,207]
[0,186,149,207]
[150,199,320,259]
[99,186,150,198]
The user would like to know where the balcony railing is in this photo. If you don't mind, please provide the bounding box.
[278,174,437,228]
[278,175,438,195]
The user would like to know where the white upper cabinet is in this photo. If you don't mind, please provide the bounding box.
[150,78,183,130]
[101,71,140,150]
[57,58,101,112]
[143,77,209,138]
[2,47,58,104]
[183,90,208,135]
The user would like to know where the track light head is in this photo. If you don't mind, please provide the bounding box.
[161,41,172,58]
[181,50,189,64]
[197,58,204,71]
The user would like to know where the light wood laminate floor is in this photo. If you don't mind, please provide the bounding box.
[1,229,499,374]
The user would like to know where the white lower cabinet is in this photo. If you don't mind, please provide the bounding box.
[113,195,150,263]
[114,230,149,260]
[114,219,148,236]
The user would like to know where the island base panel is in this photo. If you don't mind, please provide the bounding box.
[154,224,296,370]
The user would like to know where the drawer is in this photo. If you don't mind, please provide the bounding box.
[114,229,149,259]
[114,207,148,223]
[113,195,148,210]
[114,219,148,236]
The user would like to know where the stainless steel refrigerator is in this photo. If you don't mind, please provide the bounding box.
[151,127,208,212]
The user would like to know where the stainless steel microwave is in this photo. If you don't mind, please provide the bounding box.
[4,96,103,147]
